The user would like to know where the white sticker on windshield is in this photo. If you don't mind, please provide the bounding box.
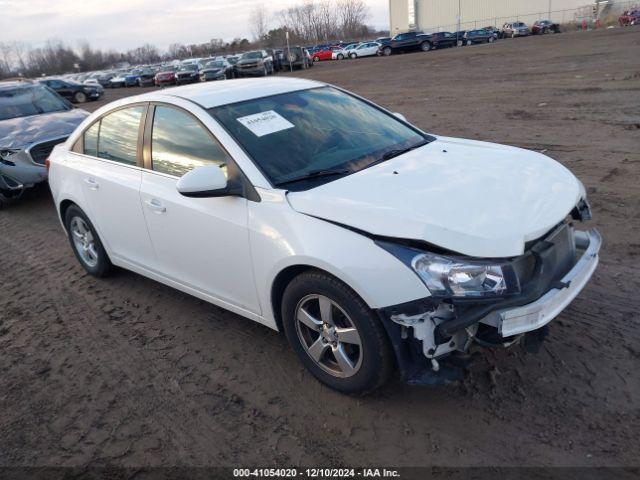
[236,110,294,137]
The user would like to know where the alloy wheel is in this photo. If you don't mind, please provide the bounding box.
[295,294,363,378]
[70,216,98,268]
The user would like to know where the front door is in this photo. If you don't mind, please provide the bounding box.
[139,104,261,314]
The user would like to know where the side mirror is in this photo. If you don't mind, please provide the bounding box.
[177,165,240,198]
[393,112,407,122]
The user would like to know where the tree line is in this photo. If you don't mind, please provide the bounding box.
[0,0,383,79]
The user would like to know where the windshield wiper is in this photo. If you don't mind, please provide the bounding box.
[275,168,352,187]
[380,140,429,162]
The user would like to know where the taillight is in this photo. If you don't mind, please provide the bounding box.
[45,157,51,171]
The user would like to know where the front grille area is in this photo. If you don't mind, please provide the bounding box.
[29,138,67,165]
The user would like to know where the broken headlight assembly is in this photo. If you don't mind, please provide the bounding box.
[378,242,521,299]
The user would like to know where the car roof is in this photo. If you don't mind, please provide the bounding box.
[130,78,325,109]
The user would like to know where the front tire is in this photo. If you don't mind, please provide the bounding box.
[282,271,394,395]
[349,52,357,59]
[73,91,87,103]
[64,205,112,277]
[420,42,431,52]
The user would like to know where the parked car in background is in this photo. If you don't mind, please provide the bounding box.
[175,64,200,85]
[311,48,334,62]
[460,29,498,46]
[280,46,311,70]
[155,67,177,86]
[347,42,381,58]
[501,22,531,38]
[49,78,600,394]
[136,69,156,87]
[108,72,128,88]
[331,47,348,60]
[123,70,143,87]
[532,20,561,34]
[39,78,103,103]
[200,59,234,81]
[429,32,458,49]
[236,50,274,76]
[483,26,501,39]
[379,31,434,55]
[225,55,240,77]
[618,10,640,26]
[0,81,88,206]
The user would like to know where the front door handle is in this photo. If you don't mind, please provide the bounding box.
[84,178,99,190]
[144,198,166,214]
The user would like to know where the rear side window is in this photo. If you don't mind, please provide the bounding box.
[97,106,145,165]
[150,105,232,177]
[84,122,99,157]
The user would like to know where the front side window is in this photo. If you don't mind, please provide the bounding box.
[97,106,145,165]
[151,105,231,177]
[211,87,430,190]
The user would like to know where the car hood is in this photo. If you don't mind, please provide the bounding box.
[202,68,223,74]
[0,108,89,149]
[286,136,584,258]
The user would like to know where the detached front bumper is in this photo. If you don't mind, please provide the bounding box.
[377,227,602,386]
[483,229,601,337]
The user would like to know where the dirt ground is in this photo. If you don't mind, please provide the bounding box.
[1,27,639,469]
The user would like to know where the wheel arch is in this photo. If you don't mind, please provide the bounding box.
[269,262,381,334]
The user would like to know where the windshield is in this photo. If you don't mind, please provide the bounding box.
[0,84,70,121]
[242,52,262,60]
[179,64,196,71]
[205,61,224,68]
[211,87,430,190]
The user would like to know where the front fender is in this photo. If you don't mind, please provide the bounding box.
[249,189,430,328]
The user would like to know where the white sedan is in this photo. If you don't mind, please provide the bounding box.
[48,78,601,394]
[348,42,381,58]
[331,48,348,60]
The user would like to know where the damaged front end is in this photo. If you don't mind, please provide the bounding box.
[376,219,602,386]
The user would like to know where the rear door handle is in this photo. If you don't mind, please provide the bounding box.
[144,198,166,214]
[84,178,99,190]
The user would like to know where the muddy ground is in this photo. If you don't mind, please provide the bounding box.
[1,27,639,469]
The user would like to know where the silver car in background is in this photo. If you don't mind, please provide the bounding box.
[0,81,88,206]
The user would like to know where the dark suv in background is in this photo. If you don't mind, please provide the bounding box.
[236,50,274,77]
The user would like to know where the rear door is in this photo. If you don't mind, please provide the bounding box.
[70,103,157,267]
[139,103,261,314]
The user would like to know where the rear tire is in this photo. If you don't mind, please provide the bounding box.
[382,46,392,56]
[281,271,394,395]
[420,42,431,52]
[337,53,344,60]
[349,52,357,59]
[64,205,112,277]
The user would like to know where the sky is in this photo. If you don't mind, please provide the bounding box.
[0,0,390,52]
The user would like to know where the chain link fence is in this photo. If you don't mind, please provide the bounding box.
[423,0,639,33]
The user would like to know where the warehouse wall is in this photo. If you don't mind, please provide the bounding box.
[390,0,593,33]
[389,0,411,36]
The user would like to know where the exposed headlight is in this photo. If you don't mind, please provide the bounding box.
[378,242,521,299]
[411,253,520,298]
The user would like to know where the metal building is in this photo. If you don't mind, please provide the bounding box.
[389,0,606,35]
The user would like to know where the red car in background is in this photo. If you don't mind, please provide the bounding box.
[619,10,640,26]
[311,49,333,62]
[154,68,177,86]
